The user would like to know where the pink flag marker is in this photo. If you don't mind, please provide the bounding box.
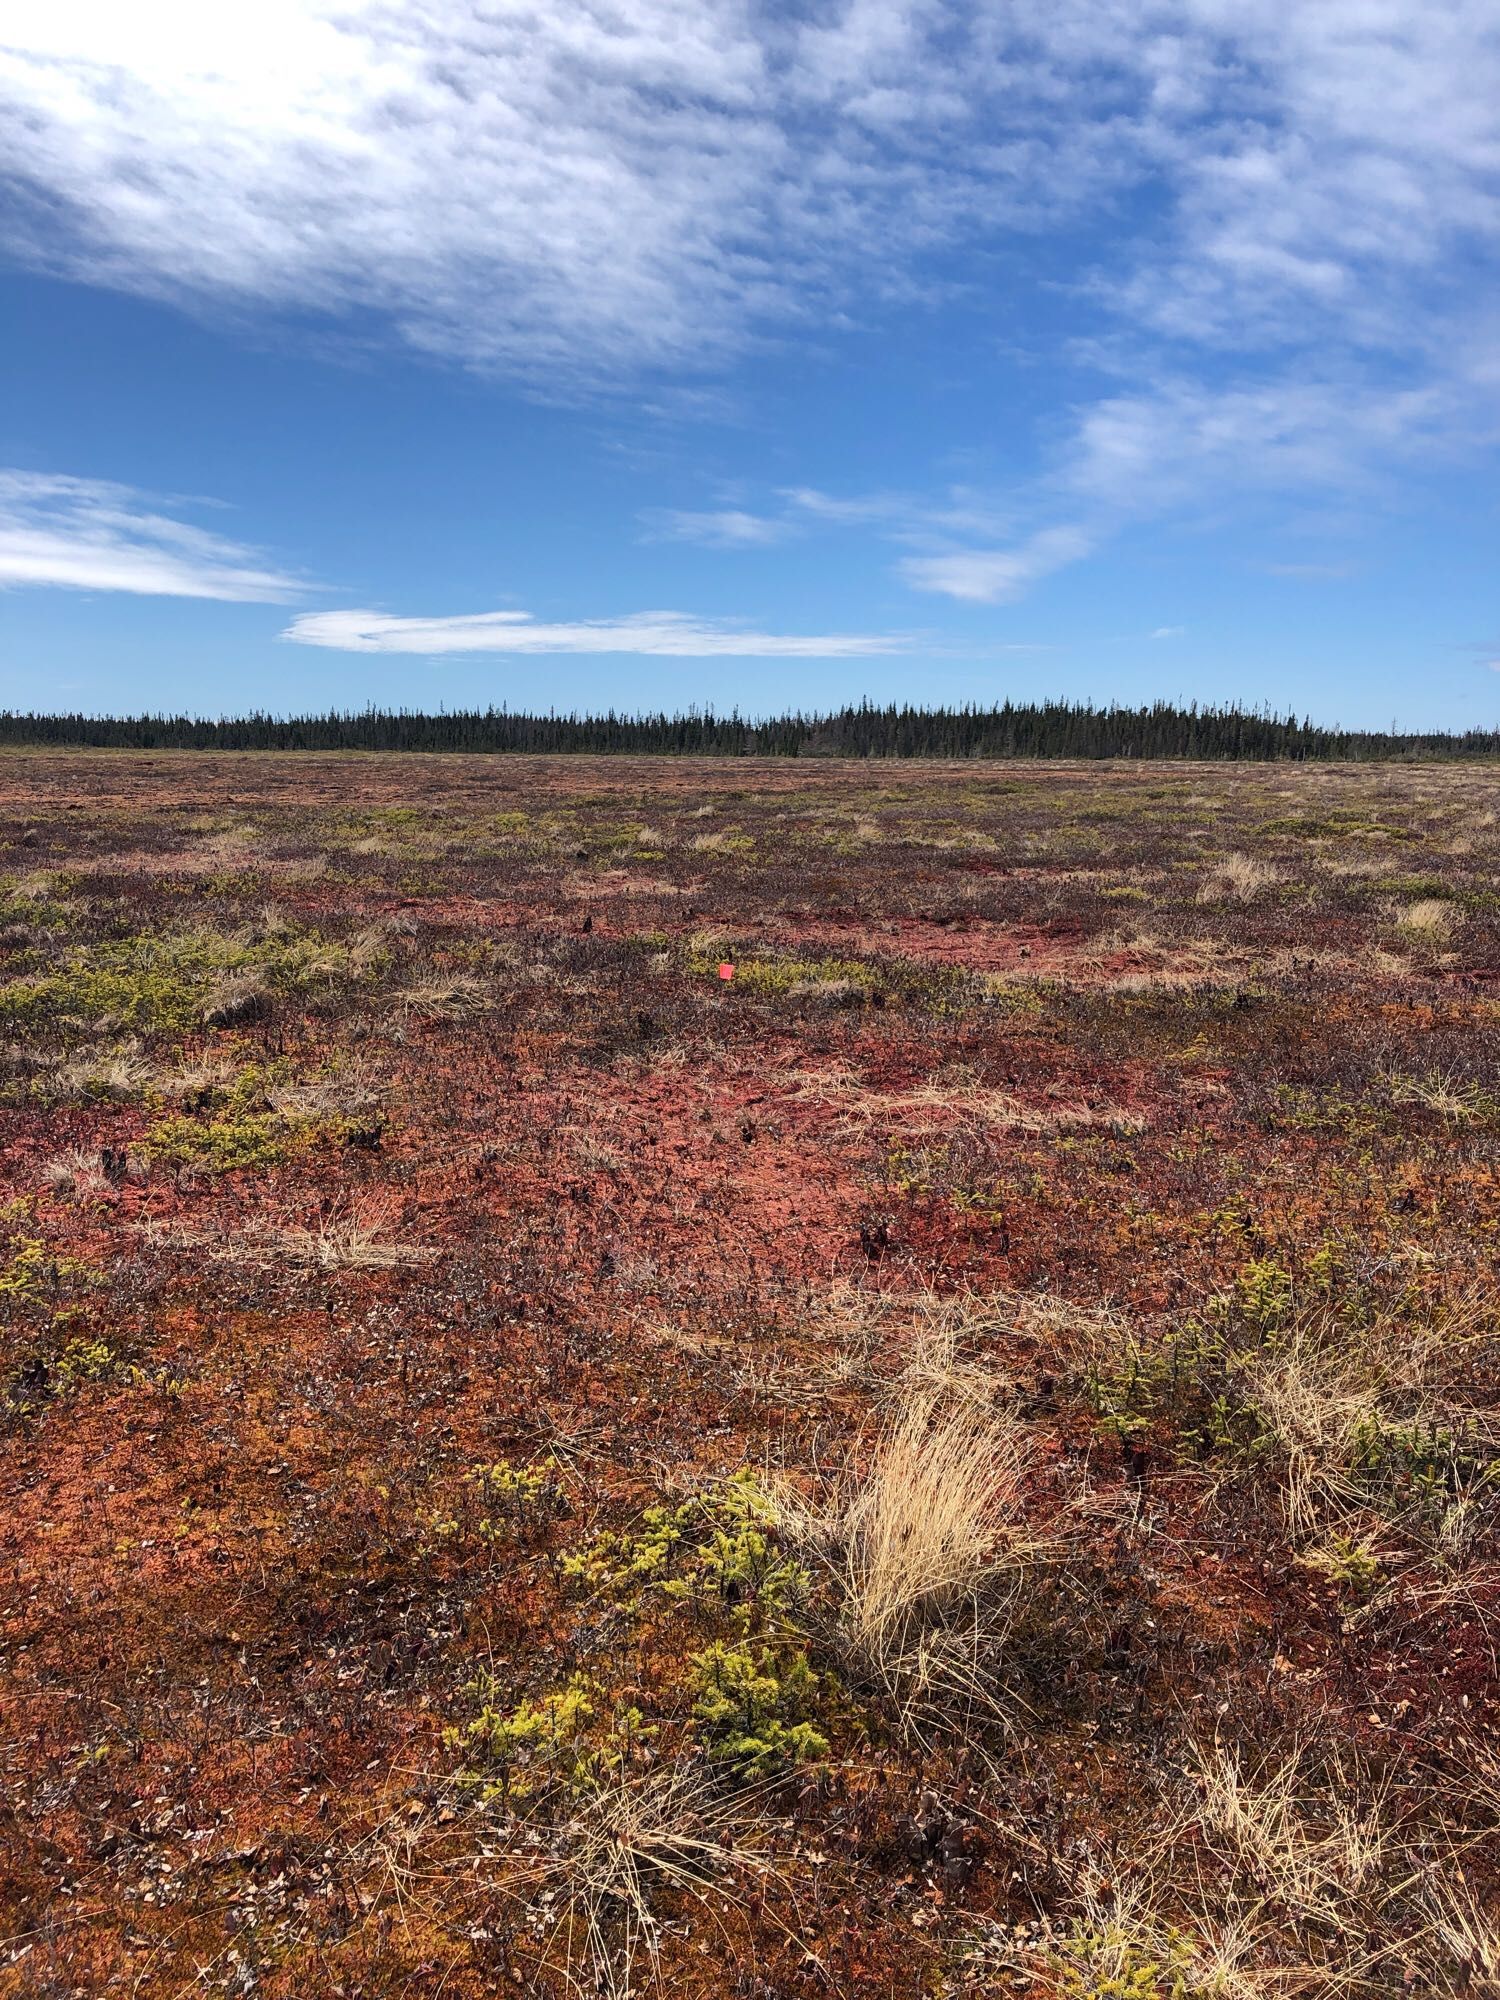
[718,962,735,981]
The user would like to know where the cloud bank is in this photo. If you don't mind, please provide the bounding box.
[283,608,906,658]
[0,470,300,600]
[3,3,1495,386]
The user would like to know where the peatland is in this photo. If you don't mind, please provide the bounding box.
[1,750,1497,1999]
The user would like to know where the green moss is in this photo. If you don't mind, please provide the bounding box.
[0,877,74,931]
[563,1470,809,1620]
[0,1236,97,1304]
[0,1237,118,1417]
[1229,1256,1296,1332]
[1295,1532,1383,1597]
[141,1110,289,1172]
[685,947,876,997]
[1256,814,1412,840]
[141,1061,348,1172]
[50,1334,118,1389]
[465,1456,567,1542]
[443,1672,653,1803]
[1369,873,1458,898]
[1047,1922,1193,1999]
[197,870,261,898]
[0,923,379,1038]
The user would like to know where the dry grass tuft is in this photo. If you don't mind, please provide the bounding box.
[146,1201,433,1272]
[1384,1065,1492,1123]
[1197,853,1281,904]
[1193,1744,1392,1917]
[1396,896,1454,939]
[1236,1322,1389,1537]
[41,1147,113,1197]
[776,1388,1042,1733]
[47,1043,158,1100]
[261,1211,433,1271]
[778,1065,1146,1137]
[200,974,273,1028]
[1427,1877,1500,1994]
[1234,1299,1497,1538]
[392,972,493,1021]
[982,1743,1484,2000]
[474,1760,769,2000]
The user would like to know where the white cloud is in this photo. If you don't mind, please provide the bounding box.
[282,607,905,657]
[1062,375,1474,515]
[882,363,1487,606]
[1150,626,1185,639]
[0,470,300,599]
[899,526,1093,604]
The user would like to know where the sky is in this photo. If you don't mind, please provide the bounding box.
[1,0,1498,728]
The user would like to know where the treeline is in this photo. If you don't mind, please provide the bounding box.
[0,700,1496,761]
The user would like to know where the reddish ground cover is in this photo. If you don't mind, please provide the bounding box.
[1,752,1497,1998]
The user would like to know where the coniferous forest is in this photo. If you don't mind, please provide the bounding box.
[1,699,1497,759]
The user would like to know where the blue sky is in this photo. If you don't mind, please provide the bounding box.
[1,0,1497,728]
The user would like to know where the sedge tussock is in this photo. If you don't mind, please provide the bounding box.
[1235,1298,1499,1538]
[1396,896,1454,939]
[1382,1064,1494,1123]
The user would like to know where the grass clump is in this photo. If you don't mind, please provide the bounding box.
[488,1759,768,2000]
[1196,853,1280,904]
[1383,1065,1500,1124]
[1085,1268,1500,1540]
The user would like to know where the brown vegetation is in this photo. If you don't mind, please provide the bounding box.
[0,750,1497,1997]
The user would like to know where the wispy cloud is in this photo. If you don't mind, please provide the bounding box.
[781,489,913,529]
[641,509,789,548]
[1260,561,1361,581]
[899,526,1093,605]
[787,361,1489,606]
[1150,626,1185,640]
[282,608,905,658]
[0,471,300,600]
